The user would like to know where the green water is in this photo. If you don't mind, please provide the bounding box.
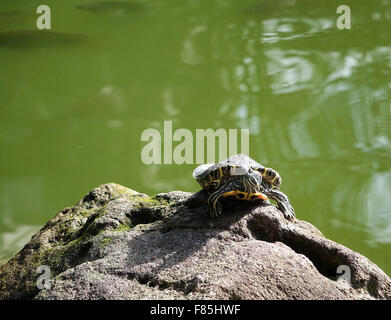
[0,0,390,276]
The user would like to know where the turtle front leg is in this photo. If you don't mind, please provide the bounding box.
[207,181,237,217]
[207,188,225,217]
[264,189,295,220]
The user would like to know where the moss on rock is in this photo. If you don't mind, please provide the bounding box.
[0,183,175,299]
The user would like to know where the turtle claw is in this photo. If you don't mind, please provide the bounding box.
[210,208,222,217]
[210,211,222,218]
[264,189,295,220]
[280,204,295,220]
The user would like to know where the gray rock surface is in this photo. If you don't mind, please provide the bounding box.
[0,183,390,300]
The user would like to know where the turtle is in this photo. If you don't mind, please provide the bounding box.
[193,154,295,220]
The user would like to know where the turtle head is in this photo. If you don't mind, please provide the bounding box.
[246,168,263,191]
[253,166,282,189]
[264,168,282,189]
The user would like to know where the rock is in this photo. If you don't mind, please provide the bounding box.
[0,183,390,300]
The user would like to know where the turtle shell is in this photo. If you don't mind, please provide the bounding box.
[193,154,263,190]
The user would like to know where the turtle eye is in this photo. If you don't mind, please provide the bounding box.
[250,195,259,200]
[273,176,281,188]
[266,169,276,179]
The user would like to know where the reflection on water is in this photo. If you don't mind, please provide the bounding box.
[0,224,41,262]
[0,179,43,262]
[181,25,207,66]
[0,30,87,48]
[0,11,26,25]
[0,0,390,275]
[75,1,146,17]
[260,17,334,43]
[366,172,391,245]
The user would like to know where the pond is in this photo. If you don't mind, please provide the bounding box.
[0,0,390,277]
